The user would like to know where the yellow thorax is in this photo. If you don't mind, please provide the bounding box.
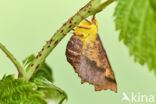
[74,16,99,42]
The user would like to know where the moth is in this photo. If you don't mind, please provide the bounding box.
[66,16,117,92]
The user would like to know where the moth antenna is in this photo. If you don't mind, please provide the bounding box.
[78,12,91,24]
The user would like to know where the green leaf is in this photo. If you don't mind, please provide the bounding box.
[23,54,67,104]
[150,0,156,11]
[32,77,68,104]
[32,63,54,83]
[114,0,156,72]
[0,75,47,104]
[23,54,35,67]
[23,54,54,82]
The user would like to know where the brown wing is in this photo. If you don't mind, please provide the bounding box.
[66,35,83,71]
[66,34,117,92]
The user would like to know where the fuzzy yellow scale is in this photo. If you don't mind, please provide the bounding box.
[66,16,117,92]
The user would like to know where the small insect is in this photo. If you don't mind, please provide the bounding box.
[66,15,117,92]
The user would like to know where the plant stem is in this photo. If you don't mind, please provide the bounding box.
[25,0,114,80]
[0,42,26,77]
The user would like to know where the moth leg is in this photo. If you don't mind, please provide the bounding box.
[91,15,97,25]
[67,32,84,38]
[77,26,90,29]
[67,32,75,35]
[78,12,91,24]
[71,21,90,29]
[72,22,90,29]
[66,31,78,36]
[71,29,75,31]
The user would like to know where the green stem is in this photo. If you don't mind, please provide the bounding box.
[0,42,26,77]
[26,0,114,80]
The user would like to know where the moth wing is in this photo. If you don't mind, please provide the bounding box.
[66,34,117,92]
[77,34,117,92]
[66,35,83,72]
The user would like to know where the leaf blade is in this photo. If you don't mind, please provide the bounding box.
[114,0,156,72]
[23,54,54,82]
[33,77,68,104]
[0,75,47,104]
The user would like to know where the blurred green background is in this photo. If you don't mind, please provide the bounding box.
[0,0,156,104]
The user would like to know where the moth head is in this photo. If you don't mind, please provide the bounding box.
[75,16,98,38]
